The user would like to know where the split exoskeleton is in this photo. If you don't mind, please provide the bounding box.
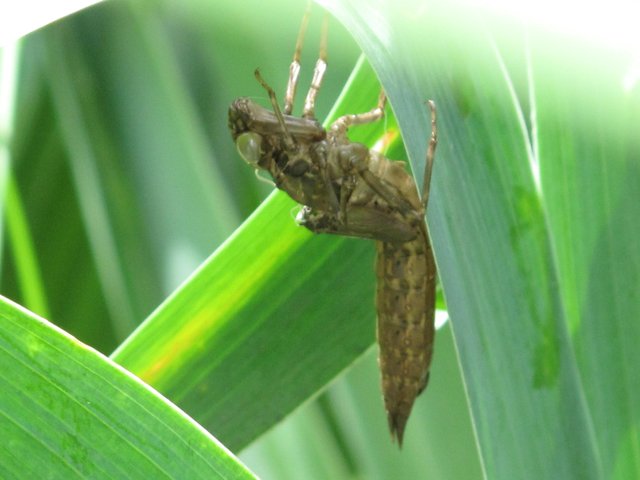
[228,10,437,446]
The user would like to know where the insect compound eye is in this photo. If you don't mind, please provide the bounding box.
[236,132,263,167]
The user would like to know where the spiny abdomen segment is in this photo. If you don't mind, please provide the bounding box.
[375,228,436,446]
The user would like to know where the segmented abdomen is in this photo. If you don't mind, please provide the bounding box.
[375,224,436,446]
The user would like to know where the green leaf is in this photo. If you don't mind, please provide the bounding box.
[0,295,256,479]
[321,0,640,478]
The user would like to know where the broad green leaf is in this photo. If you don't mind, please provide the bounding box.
[0,295,256,479]
[321,0,640,478]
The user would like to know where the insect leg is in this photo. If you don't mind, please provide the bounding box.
[330,90,387,137]
[284,3,311,115]
[302,15,328,119]
[422,100,437,209]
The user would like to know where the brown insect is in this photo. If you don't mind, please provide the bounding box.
[228,11,437,446]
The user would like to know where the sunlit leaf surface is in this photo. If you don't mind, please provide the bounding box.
[322,0,640,478]
[0,296,256,479]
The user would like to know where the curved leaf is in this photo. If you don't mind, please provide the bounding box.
[321,0,640,477]
[0,295,255,479]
